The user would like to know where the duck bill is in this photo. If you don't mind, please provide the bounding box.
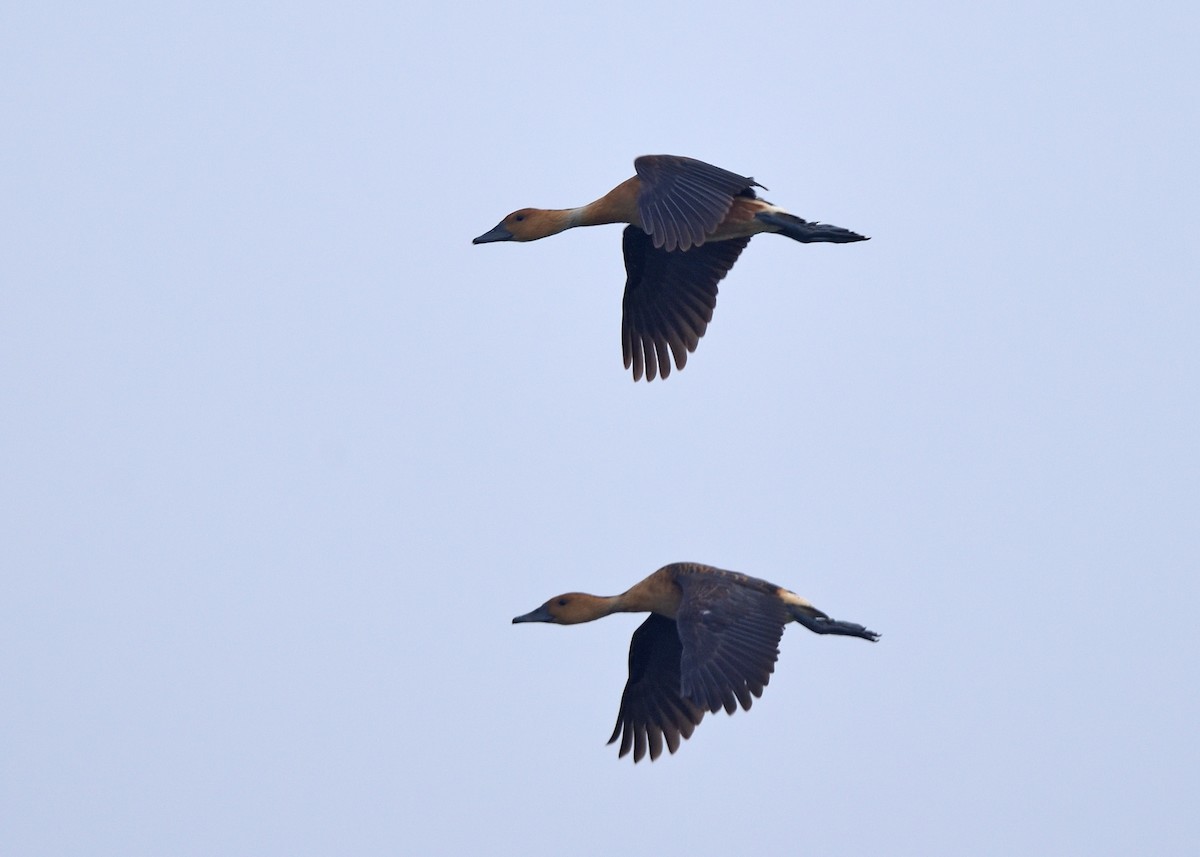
[512,604,554,624]
[473,223,514,244]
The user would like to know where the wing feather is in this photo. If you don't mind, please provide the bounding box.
[607,614,706,762]
[674,570,789,716]
[620,226,749,382]
[634,155,762,251]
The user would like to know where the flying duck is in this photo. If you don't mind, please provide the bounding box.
[474,155,869,381]
[512,561,879,762]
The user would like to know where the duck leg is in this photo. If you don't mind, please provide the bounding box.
[791,607,880,641]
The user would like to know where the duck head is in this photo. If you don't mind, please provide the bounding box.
[473,208,573,244]
[512,592,614,625]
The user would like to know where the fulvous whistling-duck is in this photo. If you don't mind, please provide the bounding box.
[474,155,869,381]
[512,561,879,762]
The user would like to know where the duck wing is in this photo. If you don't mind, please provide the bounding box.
[675,571,789,715]
[608,614,706,762]
[634,155,762,252]
[620,225,749,381]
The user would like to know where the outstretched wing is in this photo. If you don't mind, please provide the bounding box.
[621,225,750,382]
[608,614,706,763]
[634,155,762,252]
[675,571,789,715]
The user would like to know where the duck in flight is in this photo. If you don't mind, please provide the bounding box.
[474,155,869,381]
[512,561,879,762]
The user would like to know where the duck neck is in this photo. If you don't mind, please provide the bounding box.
[612,573,681,618]
[576,175,640,228]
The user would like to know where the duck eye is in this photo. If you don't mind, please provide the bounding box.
[514,214,525,222]
[557,598,568,607]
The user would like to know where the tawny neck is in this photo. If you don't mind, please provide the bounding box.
[576,175,641,228]
[613,569,682,617]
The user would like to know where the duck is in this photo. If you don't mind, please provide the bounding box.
[474,155,869,381]
[512,561,879,762]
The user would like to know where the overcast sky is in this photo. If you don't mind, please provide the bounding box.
[3,2,1197,855]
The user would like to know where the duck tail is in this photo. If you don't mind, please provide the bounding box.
[790,603,880,641]
[755,211,869,244]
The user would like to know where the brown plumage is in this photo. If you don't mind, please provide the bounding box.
[474,155,869,381]
[512,561,879,762]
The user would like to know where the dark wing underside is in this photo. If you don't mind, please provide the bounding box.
[634,155,762,252]
[608,614,706,763]
[621,226,750,382]
[675,571,789,716]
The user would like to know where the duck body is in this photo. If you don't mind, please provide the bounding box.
[512,561,879,762]
[474,155,869,381]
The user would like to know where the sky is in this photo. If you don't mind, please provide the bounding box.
[2,1,1197,855]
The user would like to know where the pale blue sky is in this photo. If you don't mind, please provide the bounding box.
[3,2,1197,855]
